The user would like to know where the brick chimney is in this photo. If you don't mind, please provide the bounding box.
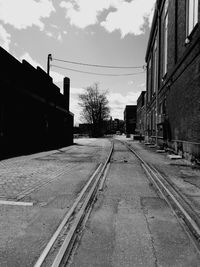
[63,77,70,111]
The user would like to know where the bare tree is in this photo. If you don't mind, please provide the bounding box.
[78,83,110,137]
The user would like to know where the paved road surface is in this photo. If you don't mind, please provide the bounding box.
[0,137,200,266]
[70,139,200,266]
[0,138,111,267]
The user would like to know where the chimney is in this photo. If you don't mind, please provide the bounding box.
[63,77,70,111]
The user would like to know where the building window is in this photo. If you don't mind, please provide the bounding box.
[163,1,168,77]
[152,38,158,93]
[147,58,152,102]
[186,0,198,36]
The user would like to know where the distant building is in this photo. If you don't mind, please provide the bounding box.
[145,0,200,160]
[79,123,92,136]
[103,118,124,134]
[136,91,146,137]
[124,105,137,135]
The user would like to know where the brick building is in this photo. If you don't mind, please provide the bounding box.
[136,91,146,137]
[0,47,74,158]
[107,118,124,134]
[124,105,137,135]
[145,0,200,160]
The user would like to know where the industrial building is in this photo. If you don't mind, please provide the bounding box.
[124,105,137,136]
[0,46,74,158]
[145,0,200,160]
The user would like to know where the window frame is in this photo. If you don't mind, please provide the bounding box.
[147,57,152,102]
[152,37,158,94]
[186,0,199,37]
[162,6,168,77]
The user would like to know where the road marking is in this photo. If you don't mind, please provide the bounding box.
[0,200,33,206]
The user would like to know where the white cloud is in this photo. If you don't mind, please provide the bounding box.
[46,31,53,37]
[60,0,155,37]
[128,80,134,85]
[19,52,64,84]
[57,33,62,42]
[138,82,146,89]
[69,87,84,123]
[50,71,64,83]
[20,52,42,68]
[108,91,140,119]
[70,87,85,95]
[60,0,121,29]
[46,30,63,42]
[70,89,141,123]
[51,24,58,29]
[101,0,156,37]
[0,24,11,51]
[0,0,55,30]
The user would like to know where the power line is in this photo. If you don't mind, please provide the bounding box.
[51,64,145,76]
[52,57,145,69]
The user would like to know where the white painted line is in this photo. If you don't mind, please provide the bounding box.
[167,154,182,160]
[156,150,165,153]
[0,200,33,206]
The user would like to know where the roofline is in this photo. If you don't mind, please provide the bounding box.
[145,0,162,62]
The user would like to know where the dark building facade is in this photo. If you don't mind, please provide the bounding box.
[105,118,124,134]
[79,123,92,136]
[124,105,137,135]
[145,0,200,160]
[0,46,74,158]
[136,91,146,137]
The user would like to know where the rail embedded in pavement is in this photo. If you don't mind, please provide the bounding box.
[122,140,200,254]
[34,140,114,267]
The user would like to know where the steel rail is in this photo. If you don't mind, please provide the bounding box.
[121,140,200,247]
[34,163,102,267]
[51,141,114,266]
[34,141,113,267]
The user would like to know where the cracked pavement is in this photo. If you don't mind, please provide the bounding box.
[70,138,200,267]
[0,138,111,267]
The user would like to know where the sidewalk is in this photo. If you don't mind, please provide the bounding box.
[123,137,200,214]
[0,138,111,201]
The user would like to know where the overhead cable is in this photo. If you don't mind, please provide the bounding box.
[51,64,145,76]
[52,57,145,69]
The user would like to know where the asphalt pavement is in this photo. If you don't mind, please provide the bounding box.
[0,138,111,266]
[70,137,200,267]
[1,137,200,266]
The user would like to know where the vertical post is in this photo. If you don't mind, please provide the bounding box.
[63,77,70,111]
[47,54,52,76]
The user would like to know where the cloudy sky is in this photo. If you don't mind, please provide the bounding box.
[0,0,156,124]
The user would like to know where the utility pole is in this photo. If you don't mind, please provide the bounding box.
[47,54,52,76]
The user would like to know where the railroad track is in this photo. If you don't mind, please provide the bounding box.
[34,138,200,266]
[121,139,200,255]
[34,141,114,267]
